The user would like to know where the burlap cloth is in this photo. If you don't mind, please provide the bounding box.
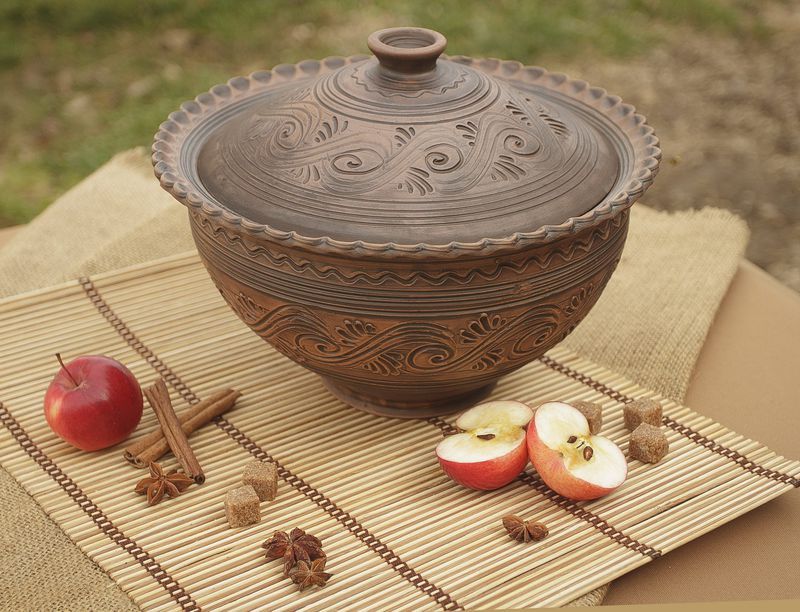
[0,149,749,609]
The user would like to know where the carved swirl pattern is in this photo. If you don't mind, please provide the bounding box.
[200,56,610,216]
[190,54,626,249]
[225,94,563,198]
[218,282,599,377]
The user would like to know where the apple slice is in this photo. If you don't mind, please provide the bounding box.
[527,401,627,500]
[436,401,533,490]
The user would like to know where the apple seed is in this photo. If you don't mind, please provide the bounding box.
[567,435,577,444]
[476,433,496,440]
[583,446,594,461]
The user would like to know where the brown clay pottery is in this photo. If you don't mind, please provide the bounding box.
[153,27,660,418]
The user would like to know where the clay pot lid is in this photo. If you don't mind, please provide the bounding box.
[154,27,660,255]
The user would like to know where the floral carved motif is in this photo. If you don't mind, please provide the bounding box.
[218,284,598,377]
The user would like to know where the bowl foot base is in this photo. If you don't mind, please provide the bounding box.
[321,377,496,419]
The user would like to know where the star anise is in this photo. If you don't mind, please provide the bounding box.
[134,462,194,506]
[262,528,325,576]
[502,515,549,542]
[289,558,331,591]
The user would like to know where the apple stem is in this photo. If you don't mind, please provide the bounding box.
[55,353,79,387]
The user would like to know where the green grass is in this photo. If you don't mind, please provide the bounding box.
[0,0,768,225]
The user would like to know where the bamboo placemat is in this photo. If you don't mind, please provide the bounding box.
[1,251,797,610]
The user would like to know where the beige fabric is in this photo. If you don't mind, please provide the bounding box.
[567,583,609,607]
[0,467,137,611]
[0,148,749,609]
[0,148,194,298]
[564,206,750,401]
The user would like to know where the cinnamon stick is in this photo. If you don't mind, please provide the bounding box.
[124,388,238,468]
[144,379,205,484]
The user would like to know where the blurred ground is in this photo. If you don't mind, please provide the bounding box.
[559,2,800,290]
[1,0,797,289]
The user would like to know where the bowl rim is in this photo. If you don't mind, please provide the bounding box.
[152,54,660,258]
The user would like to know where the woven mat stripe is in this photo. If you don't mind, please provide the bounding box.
[425,417,663,560]
[539,354,800,488]
[81,277,197,406]
[79,276,463,612]
[0,401,200,612]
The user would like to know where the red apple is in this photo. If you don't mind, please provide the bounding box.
[527,401,627,500]
[44,353,143,451]
[436,400,533,490]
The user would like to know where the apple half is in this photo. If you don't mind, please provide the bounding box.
[436,401,533,490]
[527,401,627,500]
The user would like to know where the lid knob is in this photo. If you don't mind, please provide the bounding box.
[367,27,447,75]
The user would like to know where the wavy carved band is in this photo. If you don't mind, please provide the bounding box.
[215,264,611,383]
[191,210,625,288]
[193,209,627,410]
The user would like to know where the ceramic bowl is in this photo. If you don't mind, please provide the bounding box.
[153,27,660,417]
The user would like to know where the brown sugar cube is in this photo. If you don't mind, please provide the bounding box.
[242,460,278,501]
[629,423,669,464]
[623,399,663,431]
[224,485,261,528]
[572,400,603,434]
